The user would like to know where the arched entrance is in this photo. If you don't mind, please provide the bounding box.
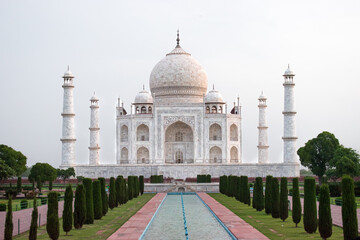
[165,121,194,164]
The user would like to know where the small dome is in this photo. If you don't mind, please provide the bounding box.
[205,89,224,103]
[283,65,295,76]
[91,93,99,101]
[63,66,74,78]
[134,89,153,104]
[258,91,266,100]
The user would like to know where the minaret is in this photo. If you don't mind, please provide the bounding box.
[282,65,298,163]
[258,91,269,163]
[89,93,100,166]
[60,66,76,167]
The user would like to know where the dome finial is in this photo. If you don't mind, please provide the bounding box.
[213,84,214,90]
[176,29,180,47]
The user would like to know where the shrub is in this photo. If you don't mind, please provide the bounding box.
[235,176,241,201]
[271,178,280,218]
[280,177,288,222]
[246,178,251,206]
[4,197,13,240]
[134,176,139,198]
[304,177,317,233]
[17,177,22,193]
[328,182,341,197]
[150,175,163,183]
[265,175,273,214]
[92,180,103,220]
[49,180,53,191]
[292,177,301,227]
[127,177,133,200]
[219,175,228,195]
[115,176,121,207]
[139,176,144,195]
[83,178,94,224]
[119,177,126,204]
[98,177,108,215]
[29,198,38,240]
[319,184,332,240]
[46,192,59,240]
[0,203,6,211]
[342,175,358,240]
[109,177,116,209]
[255,177,264,211]
[74,184,86,229]
[252,180,257,209]
[63,184,73,235]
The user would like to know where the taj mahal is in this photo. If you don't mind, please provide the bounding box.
[59,32,300,179]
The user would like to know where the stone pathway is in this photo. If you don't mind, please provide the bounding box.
[0,200,65,240]
[107,193,166,240]
[288,196,360,231]
[197,192,269,240]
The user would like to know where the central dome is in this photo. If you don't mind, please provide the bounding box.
[149,35,208,104]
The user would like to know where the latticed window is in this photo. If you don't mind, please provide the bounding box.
[175,132,183,142]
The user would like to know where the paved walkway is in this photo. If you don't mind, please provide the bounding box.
[289,196,360,231]
[197,193,269,240]
[0,200,65,240]
[107,193,166,240]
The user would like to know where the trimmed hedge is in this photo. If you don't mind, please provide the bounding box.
[342,175,358,240]
[83,178,94,224]
[74,184,86,229]
[109,177,116,209]
[271,178,280,218]
[115,176,122,207]
[197,174,211,183]
[46,192,59,240]
[219,175,228,195]
[255,177,264,211]
[93,180,103,220]
[139,176,144,195]
[319,184,332,240]
[279,177,288,222]
[304,177,317,233]
[98,177,108,216]
[150,175,163,183]
[63,184,73,235]
[265,175,273,214]
[292,177,301,227]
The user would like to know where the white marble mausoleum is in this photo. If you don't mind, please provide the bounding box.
[59,32,300,179]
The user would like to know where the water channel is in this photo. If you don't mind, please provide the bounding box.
[141,193,235,240]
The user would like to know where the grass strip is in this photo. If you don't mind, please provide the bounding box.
[14,193,155,240]
[208,193,343,239]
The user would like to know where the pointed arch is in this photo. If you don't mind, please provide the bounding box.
[121,147,128,163]
[137,124,149,141]
[209,123,222,141]
[120,125,128,142]
[209,146,222,163]
[137,147,149,164]
[230,146,238,163]
[230,124,238,141]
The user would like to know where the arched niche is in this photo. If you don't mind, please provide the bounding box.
[137,124,149,141]
[120,125,128,142]
[137,147,149,164]
[230,146,238,163]
[209,123,222,141]
[209,146,222,163]
[230,124,238,141]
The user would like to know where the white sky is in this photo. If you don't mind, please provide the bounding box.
[0,0,359,168]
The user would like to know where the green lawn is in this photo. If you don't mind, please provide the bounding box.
[14,193,155,240]
[209,193,344,240]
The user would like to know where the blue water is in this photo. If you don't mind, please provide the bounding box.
[141,194,232,240]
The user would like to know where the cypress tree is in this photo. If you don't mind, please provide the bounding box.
[109,177,116,209]
[37,176,42,192]
[139,176,144,195]
[223,175,228,195]
[98,177,107,215]
[83,178,94,224]
[280,177,288,221]
[125,181,129,203]
[319,184,332,240]
[92,180,103,220]
[255,177,264,211]
[271,178,280,218]
[46,192,59,240]
[4,196,13,240]
[304,177,317,233]
[135,176,139,197]
[17,176,22,193]
[228,176,233,197]
[63,184,73,235]
[128,177,133,200]
[49,180,53,191]
[342,175,358,240]
[292,177,301,227]
[115,176,121,206]
[252,180,257,209]
[236,177,241,201]
[74,184,86,229]
[246,178,251,206]
[265,175,273,214]
[29,198,38,240]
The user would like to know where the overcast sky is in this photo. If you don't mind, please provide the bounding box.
[1,0,359,168]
